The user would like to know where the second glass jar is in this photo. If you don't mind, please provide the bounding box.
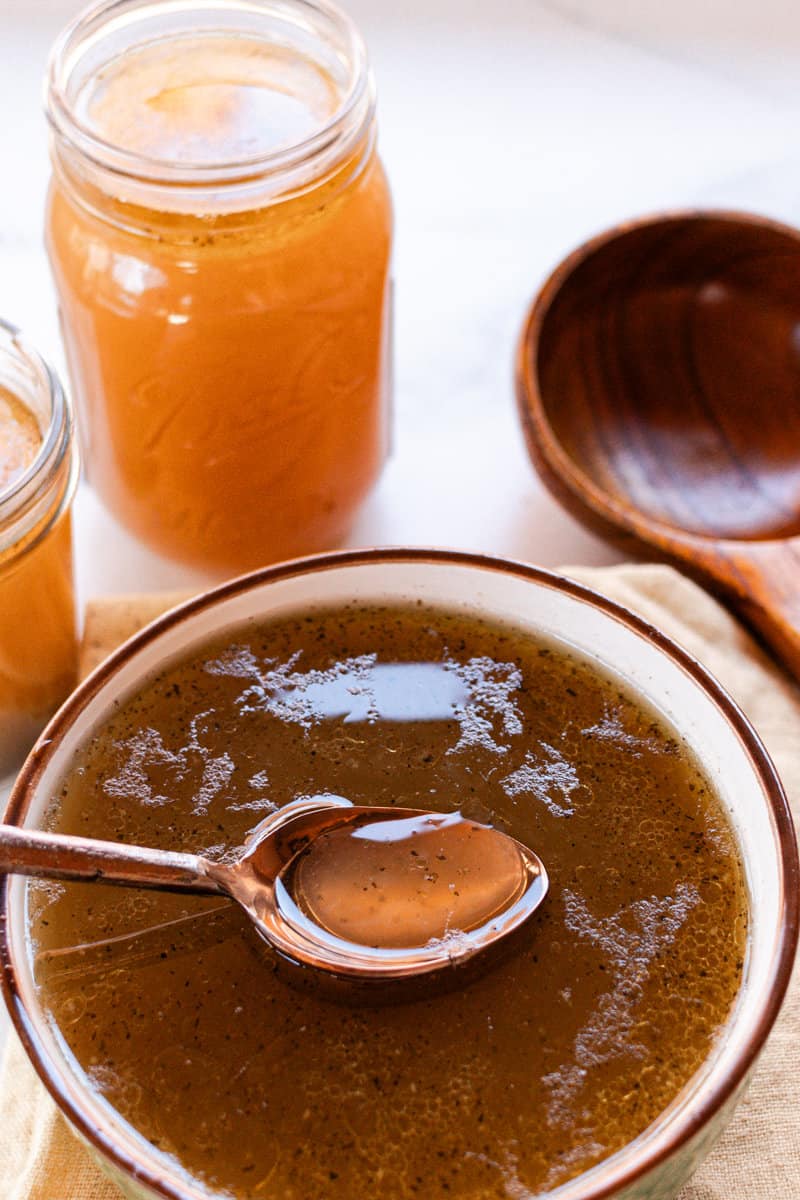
[46,0,393,573]
[0,320,78,779]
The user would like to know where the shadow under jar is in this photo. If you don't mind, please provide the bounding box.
[45,0,393,574]
[0,321,78,781]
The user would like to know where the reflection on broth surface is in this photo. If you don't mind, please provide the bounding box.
[288,809,532,950]
[30,604,746,1199]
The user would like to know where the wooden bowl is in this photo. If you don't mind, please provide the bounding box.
[517,211,800,678]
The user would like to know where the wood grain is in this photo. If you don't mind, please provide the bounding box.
[517,211,800,680]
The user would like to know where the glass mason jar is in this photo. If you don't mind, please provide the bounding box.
[45,0,393,574]
[0,321,78,780]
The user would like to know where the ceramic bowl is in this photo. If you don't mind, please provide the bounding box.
[1,549,797,1200]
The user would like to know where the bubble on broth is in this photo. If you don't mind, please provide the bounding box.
[545,883,701,1123]
[224,767,279,814]
[692,801,739,860]
[274,1025,507,1195]
[228,795,278,814]
[88,1063,145,1118]
[104,711,234,814]
[26,878,66,921]
[205,645,525,761]
[199,841,243,865]
[581,706,668,756]
[205,647,379,725]
[103,727,185,806]
[501,743,580,817]
[25,879,68,959]
[191,758,235,815]
[444,656,523,755]
[34,902,241,992]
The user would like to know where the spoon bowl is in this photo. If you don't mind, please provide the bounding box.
[517,210,800,676]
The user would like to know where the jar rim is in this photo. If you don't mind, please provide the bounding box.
[0,320,75,531]
[45,0,374,191]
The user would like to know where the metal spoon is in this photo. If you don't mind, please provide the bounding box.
[517,210,800,679]
[0,796,548,982]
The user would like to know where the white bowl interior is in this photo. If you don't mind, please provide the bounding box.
[5,558,788,1200]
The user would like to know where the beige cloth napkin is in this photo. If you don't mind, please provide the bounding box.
[1,565,798,1200]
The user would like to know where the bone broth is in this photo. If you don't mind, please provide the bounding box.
[0,388,40,489]
[29,603,746,1198]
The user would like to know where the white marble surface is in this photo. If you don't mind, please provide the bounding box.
[3,0,800,1049]
[6,0,800,609]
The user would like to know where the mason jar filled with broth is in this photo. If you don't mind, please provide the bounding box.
[45,0,393,573]
[0,320,78,779]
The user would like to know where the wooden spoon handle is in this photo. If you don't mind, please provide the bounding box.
[0,825,224,895]
[718,543,800,681]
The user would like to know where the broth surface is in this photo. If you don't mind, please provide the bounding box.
[0,385,40,490]
[77,36,341,164]
[29,604,746,1198]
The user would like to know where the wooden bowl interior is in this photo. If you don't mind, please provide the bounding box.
[534,216,800,541]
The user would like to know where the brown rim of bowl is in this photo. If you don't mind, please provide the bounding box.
[514,207,800,554]
[1,546,797,1200]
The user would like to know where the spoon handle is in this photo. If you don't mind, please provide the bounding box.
[0,825,224,895]
[717,543,800,681]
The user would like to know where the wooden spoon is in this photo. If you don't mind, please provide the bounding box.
[517,210,800,678]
